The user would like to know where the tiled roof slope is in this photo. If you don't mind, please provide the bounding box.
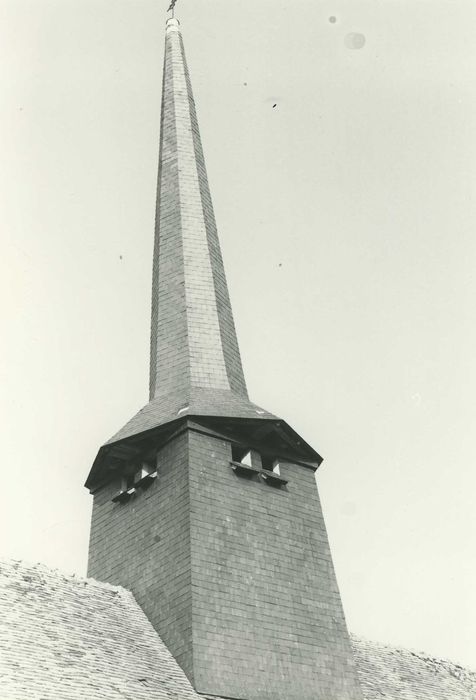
[1,558,475,700]
[352,634,476,700]
[0,559,202,700]
[104,386,277,446]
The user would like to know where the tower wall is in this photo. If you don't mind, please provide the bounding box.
[87,431,194,680]
[88,427,362,700]
[188,430,361,700]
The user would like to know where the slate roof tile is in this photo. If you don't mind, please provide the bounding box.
[0,559,202,700]
[104,387,277,446]
[351,633,476,700]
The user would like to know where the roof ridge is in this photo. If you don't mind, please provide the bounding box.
[0,557,130,597]
[351,632,476,676]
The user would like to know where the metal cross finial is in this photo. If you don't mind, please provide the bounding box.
[167,0,178,18]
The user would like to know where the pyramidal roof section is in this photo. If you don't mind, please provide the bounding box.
[149,17,248,401]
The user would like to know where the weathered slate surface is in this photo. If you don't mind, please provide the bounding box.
[352,634,476,700]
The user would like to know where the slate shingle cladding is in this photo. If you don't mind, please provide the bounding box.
[1,559,475,700]
[0,559,201,700]
[352,634,476,700]
[149,18,247,402]
[88,426,359,700]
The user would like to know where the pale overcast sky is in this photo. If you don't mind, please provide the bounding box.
[1,0,475,669]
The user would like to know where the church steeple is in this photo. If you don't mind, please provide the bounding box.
[150,17,247,402]
[86,15,362,700]
[84,16,285,479]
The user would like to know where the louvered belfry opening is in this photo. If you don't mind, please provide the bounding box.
[86,16,363,700]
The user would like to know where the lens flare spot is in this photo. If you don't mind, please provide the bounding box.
[345,32,366,49]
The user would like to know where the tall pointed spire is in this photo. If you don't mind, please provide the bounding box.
[150,17,248,402]
[85,16,283,472]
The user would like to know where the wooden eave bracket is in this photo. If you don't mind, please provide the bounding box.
[229,461,260,477]
[134,471,157,489]
[260,471,288,487]
[230,461,288,487]
[111,487,136,504]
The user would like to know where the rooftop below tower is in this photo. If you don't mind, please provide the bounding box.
[1,558,474,700]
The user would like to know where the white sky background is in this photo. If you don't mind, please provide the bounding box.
[1,0,476,669]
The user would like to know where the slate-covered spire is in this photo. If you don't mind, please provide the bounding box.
[85,17,321,490]
[150,17,247,401]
